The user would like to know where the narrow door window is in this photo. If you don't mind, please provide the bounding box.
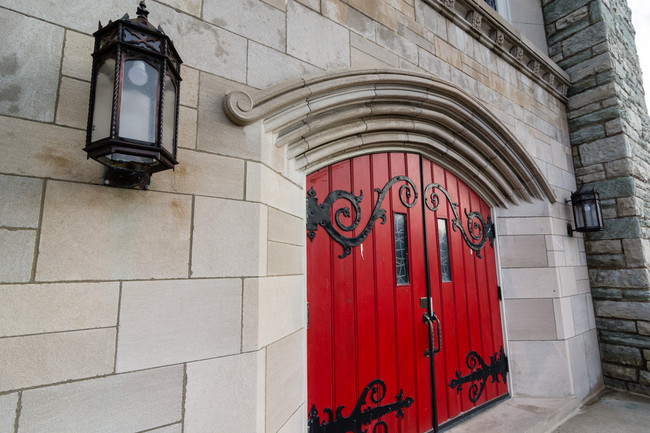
[438,218,452,282]
[395,213,410,285]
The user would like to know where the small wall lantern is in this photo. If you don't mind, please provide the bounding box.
[84,1,182,189]
[567,183,604,236]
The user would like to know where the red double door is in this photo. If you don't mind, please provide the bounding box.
[307,153,508,433]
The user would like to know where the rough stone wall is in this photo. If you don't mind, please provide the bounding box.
[543,0,650,395]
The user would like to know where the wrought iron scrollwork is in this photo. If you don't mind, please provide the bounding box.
[306,176,418,258]
[423,183,494,258]
[449,346,508,403]
[308,379,414,433]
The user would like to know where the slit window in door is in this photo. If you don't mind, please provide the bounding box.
[438,218,452,282]
[395,213,410,285]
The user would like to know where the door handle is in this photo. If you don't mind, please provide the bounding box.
[423,312,442,357]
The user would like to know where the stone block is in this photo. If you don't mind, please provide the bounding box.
[602,363,638,382]
[204,0,285,51]
[61,30,93,80]
[590,269,650,289]
[600,343,643,366]
[268,207,305,246]
[350,32,399,67]
[498,235,548,268]
[348,0,398,30]
[616,196,643,217]
[116,279,242,372]
[155,5,247,82]
[0,174,42,228]
[554,297,575,340]
[567,334,590,401]
[0,229,35,283]
[376,22,418,64]
[0,393,17,433]
[0,9,63,121]
[37,181,192,281]
[56,77,90,129]
[497,217,553,236]
[0,116,102,182]
[589,217,642,241]
[415,0,447,39]
[247,163,305,217]
[191,196,267,278]
[641,371,650,386]
[584,329,604,391]
[287,1,350,70]
[322,0,374,39]
[509,340,572,397]
[622,239,650,268]
[19,366,183,433]
[639,322,650,336]
[0,328,115,392]
[644,349,650,361]
[579,135,632,166]
[352,48,395,68]
[178,105,197,149]
[266,331,305,433]
[295,0,320,10]
[0,282,119,337]
[596,317,637,333]
[158,0,202,17]
[501,268,560,299]
[585,239,622,255]
[151,148,245,199]
[595,301,650,321]
[562,20,606,58]
[600,330,650,349]
[197,72,261,161]
[278,407,305,433]
[418,49,451,81]
[268,242,304,276]
[247,42,321,90]
[505,299,557,340]
[243,275,305,350]
[180,66,199,108]
[185,351,265,433]
[569,124,605,146]
[571,294,592,335]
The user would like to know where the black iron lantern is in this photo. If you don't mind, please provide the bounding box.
[567,183,604,236]
[84,1,182,189]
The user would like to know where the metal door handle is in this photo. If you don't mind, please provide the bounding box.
[423,312,442,357]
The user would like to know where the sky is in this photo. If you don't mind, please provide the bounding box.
[628,0,650,110]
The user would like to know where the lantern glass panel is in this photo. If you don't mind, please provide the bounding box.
[91,57,116,142]
[119,59,158,143]
[584,201,598,228]
[573,201,585,230]
[162,74,177,154]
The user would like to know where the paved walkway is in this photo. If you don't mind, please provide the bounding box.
[551,388,650,433]
[445,388,650,433]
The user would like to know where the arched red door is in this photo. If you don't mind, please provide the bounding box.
[306,153,509,433]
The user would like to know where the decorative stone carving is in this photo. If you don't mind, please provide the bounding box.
[442,0,456,8]
[528,60,541,75]
[510,46,524,62]
[466,11,483,31]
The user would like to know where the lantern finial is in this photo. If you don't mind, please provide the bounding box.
[136,1,149,20]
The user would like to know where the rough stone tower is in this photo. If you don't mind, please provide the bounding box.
[543,0,650,395]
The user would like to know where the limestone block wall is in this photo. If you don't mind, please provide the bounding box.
[543,0,650,396]
[0,0,600,431]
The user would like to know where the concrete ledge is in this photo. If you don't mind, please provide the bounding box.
[445,395,577,433]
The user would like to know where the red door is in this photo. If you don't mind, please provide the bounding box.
[307,153,508,433]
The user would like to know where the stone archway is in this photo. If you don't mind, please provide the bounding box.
[224,69,556,208]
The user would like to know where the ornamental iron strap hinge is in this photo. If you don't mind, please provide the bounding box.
[307,176,494,259]
[308,379,414,433]
[306,176,418,259]
[449,346,508,403]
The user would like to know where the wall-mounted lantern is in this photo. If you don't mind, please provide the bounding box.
[84,1,182,189]
[567,183,604,236]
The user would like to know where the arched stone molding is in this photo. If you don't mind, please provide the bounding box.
[224,69,556,207]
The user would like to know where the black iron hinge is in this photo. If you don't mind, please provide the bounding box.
[497,286,502,301]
